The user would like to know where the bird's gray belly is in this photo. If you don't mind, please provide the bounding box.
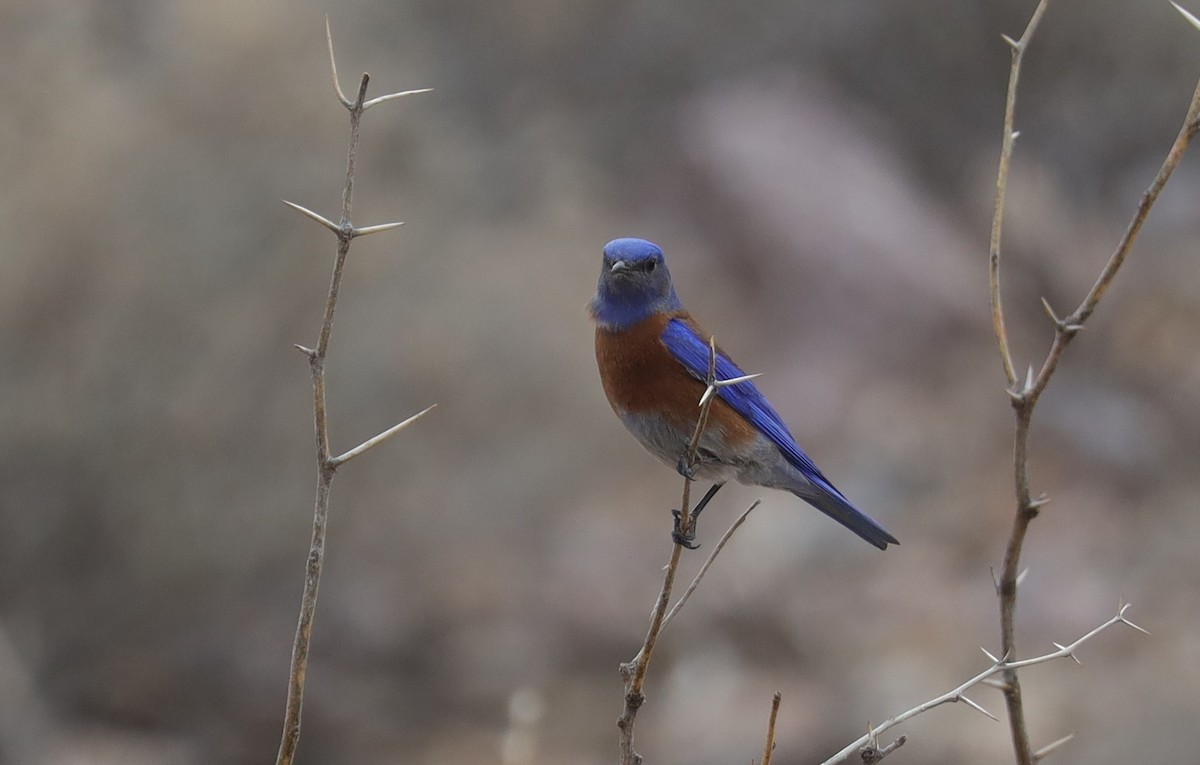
[618,411,789,486]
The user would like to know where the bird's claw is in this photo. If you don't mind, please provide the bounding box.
[675,456,698,481]
[671,508,701,549]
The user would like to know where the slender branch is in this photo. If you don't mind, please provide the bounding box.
[1025,77,1200,410]
[1069,76,1200,326]
[276,464,334,765]
[760,692,782,765]
[988,0,1049,390]
[617,338,724,765]
[819,605,1145,765]
[685,337,722,472]
[617,536,682,765]
[660,500,761,631]
[275,25,429,765]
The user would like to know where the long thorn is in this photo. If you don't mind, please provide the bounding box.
[1117,604,1151,635]
[958,694,999,722]
[353,221,406,237]
[1040,296,1060,325]
[363,87,434,110]
[330,404,437,467]
[699,371,763,407]
[282,200,340,233]
[325,15,352,108]
[714,372,763,388]
[1173,1,1200,32]
[1032,733,1075,761]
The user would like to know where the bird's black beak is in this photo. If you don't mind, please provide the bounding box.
[609,259,631,274]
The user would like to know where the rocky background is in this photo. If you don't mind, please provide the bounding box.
[3,1,1199,763]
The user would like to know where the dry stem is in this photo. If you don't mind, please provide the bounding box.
[988,2,1200,761]
[820,605,1145,765]
[274,19,430,765]
[660,500,761,631]
[988,0,1049,390]
[760,692,782,765]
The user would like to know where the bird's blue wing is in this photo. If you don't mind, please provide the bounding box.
[660,318,846,499]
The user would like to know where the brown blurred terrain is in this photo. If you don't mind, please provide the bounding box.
[2,1,1200,763]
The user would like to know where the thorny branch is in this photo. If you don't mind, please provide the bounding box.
[987,4,1052,757]
[274,19,431,765]
[988,0,1049,390]
[819,604,1146,765]
[987,0,1200,761]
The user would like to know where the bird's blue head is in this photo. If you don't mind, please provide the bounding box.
[589,238,682,330]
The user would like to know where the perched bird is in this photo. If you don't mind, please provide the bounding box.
[590,237,896,550]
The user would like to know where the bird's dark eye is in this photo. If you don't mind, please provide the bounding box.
[645,260,657,272]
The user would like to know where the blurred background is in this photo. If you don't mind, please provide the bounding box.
[2,1,1199,763]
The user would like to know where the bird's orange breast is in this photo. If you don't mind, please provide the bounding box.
[594,312,758,446]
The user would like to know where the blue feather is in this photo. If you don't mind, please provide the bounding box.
[659,318,848,501]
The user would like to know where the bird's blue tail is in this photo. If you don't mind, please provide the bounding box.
[795,486,897,550]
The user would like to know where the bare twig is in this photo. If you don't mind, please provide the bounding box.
[685,337,722,474]
[615,506,687,765]
[989,0,1049,390]
[819,605,1145,765]
[760,692,782,765]
[274,24,431,765]
[617,338,726,765]
[987,1,1200,760]
[660,500,761,631]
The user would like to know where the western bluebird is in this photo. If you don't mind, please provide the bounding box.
[590,237,897,550]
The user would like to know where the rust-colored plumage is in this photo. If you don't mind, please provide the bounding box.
[594,311,759,447]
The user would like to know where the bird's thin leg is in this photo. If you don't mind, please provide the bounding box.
[691,482,723,521]
[672,483,724,549]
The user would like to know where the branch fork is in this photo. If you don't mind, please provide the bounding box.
[986,2,1199,761]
